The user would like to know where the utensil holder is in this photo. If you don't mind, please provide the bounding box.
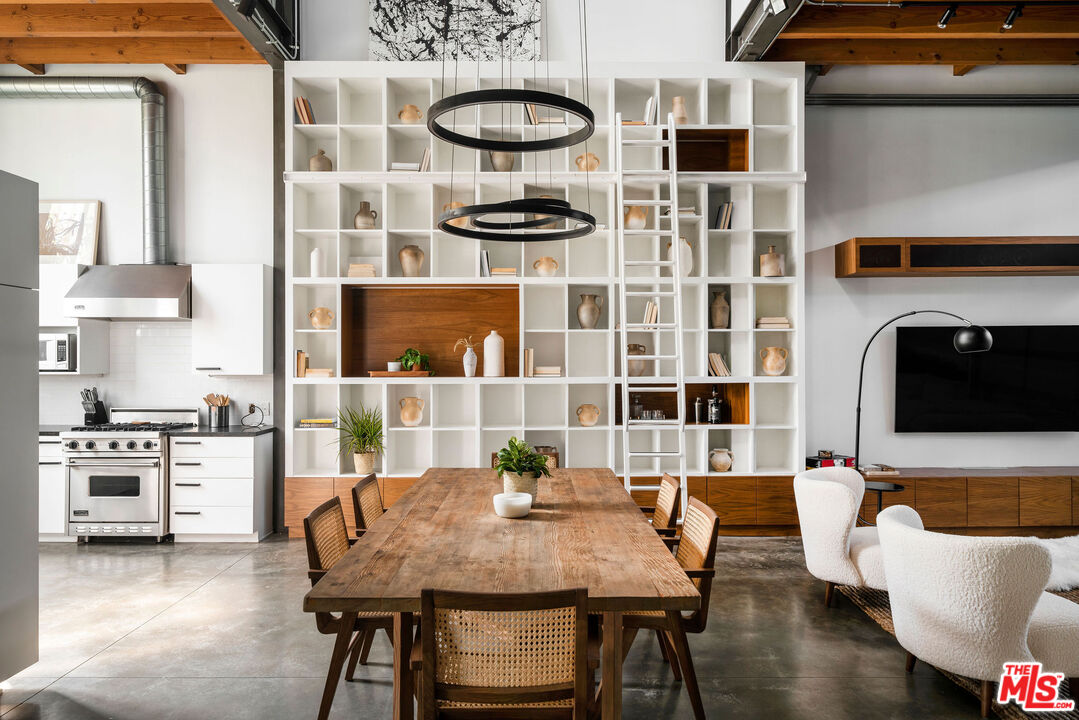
[209,405,229,429]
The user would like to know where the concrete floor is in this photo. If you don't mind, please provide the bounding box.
[1,536,981,720]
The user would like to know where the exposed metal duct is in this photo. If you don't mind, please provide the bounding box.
[807,94,1079,106]
[0,76,169,264]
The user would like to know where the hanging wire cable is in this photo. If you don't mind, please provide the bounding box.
[578,0,592,218]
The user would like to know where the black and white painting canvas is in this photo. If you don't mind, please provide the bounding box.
[370,0,541,61]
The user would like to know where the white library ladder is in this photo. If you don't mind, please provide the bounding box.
[615,111,688,519]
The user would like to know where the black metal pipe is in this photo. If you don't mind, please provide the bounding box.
[807,94,1079,106]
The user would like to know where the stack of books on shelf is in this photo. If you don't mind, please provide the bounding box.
[390,147,430,172]
[641,300,660,326]
[299,418,336,429]
[491,267,518,277]
[623,96,658,126]
[523,348,534,377]
[347,263,377,278]
[534,365,562,377]
[860,463,900,477]
[305,368,335,378]
[714,202,733,230]
[756,316,791,329]
[663,206,698,217]
[708,352,731,377]
[293,96,316,124]
[295,350,308,377]
[525,104,566,125]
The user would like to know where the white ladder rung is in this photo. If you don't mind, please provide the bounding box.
[620,199,672,206]
[625,386,678,392]
[625,322,677,330]
[628,484,662,492]
[623,260,675,267]
[630,354,678,360]
[627,376,679,384]
[621,139,670,147]
[627,420,681,428]
[623,229,674,236]
[627,450,683,458]
[624,290,676,297]
[622,170,671,179]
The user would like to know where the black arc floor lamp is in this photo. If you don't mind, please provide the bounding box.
[854,310,993,470]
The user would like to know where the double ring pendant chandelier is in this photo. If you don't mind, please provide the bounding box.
[426,1,596,243]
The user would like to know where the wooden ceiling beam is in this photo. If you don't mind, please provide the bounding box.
[164,62,186,74]
[765,38,1079,64]
[17,62,44,74]
[953,64,977,75]
[0,36,264,64]
[0,3,238,38]
[780,6,1079,39]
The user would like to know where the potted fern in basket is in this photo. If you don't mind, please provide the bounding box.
[494,436,551,501]
[336,405,385,475]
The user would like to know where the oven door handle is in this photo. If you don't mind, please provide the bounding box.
[66,461,160,468]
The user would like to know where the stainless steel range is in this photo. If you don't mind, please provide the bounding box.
[62,408,199,540]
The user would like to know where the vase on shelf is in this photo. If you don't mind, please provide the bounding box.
[709,448,733,473]
[710,290,730,329]
[353,201,377,229]
[309,247,323,278]
[667,237,693,277]
[672,96,690,125]
[627,343,647,377]
[399,397,424,426]
[760,245,786,277]
[489,151,515,172]
[309,149,332,172]
[397,104,423,123]
[532,256,559,277]
[462,346,478,377]
[531,194,561,229]
[577,294,603,330]
[624,205,649,230]
[483,330,505,377]
[760,347,788,376]
[575,152,600,172]
[576,404,601,427]
[307,306,334,329]
[442,201,468,229]
[398,244,425,277]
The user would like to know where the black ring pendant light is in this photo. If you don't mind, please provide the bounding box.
[428,89,595,153]
[437,198,597,241]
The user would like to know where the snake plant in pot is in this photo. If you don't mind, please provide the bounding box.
[494,436,551,501]
[336,405,385,475]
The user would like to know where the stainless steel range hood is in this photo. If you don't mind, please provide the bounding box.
[64,265,191,321]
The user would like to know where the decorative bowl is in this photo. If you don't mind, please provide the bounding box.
[493,492,532,519]
[387,361,403,372]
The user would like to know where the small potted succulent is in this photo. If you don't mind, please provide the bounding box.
[336,405,384,475]
[494,436,551,501]
[395,347,430,374]
[453,336,477,377]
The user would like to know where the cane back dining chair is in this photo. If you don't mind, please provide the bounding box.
[639,473,680,537]
[350,473,384,537]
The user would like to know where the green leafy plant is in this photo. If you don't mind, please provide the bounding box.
[395,348,430,371]
[335,405,385,458]
[494,436,551,479]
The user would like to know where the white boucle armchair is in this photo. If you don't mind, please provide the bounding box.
[793,467,887,607]
[878,505,1079,718]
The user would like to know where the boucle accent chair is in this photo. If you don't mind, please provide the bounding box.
[793,467,886,606]
[877,505,1079,718]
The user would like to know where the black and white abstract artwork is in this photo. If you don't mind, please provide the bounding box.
[370,0,541,61]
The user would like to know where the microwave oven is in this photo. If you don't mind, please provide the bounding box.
[40,333,76,372]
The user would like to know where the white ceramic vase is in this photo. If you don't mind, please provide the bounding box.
[483,330,505,377]
[309,247,323,278]
[462,347,477,377]
[667,237,693,277]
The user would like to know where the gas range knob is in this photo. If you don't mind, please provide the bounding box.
[84,440,96,450]
[143,440,155,450]
[66,440,79,450]
[108,440,120,450]
[127,441,138,450]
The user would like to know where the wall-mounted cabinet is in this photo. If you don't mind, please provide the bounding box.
[191,264,272,376]
[38,264,109,376]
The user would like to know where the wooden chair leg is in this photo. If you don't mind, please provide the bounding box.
[318,613,357,720]
[980,680,993,719]
[824,581,835,608]
[662,631,683,682]
[358,626,376,665]
[666,615,704,720]
[345,628,365,681]
[905,652,916,674]
[620,627,639,664]
[656,629,670,664]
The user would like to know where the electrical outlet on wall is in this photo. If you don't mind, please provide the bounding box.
[248,402,271,420]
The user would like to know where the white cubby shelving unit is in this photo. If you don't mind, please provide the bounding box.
[286,61,804,482]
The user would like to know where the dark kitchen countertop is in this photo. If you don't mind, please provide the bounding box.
[40,424,274,437]
[39,425,73,436]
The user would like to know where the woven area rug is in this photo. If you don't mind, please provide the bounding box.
[839,586,1079,720]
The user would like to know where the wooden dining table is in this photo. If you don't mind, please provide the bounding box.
[303,467,701,720]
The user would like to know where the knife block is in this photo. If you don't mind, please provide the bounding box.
[85,401,108,425]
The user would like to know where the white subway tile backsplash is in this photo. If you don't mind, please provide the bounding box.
[40,322,273,426]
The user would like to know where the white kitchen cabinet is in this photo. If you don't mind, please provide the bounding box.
[39,265,84,327]
[38,435,72,541]
[191,264,272,376]
[39,265,110,376]
[169,432,272,542]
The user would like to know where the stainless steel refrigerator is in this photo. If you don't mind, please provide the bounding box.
[0,170,39,683]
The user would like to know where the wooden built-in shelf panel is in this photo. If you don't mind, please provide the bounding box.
[613,382,750,425]
[663,128,749,173]
[835,236,1079,277]
[340,284,520,378]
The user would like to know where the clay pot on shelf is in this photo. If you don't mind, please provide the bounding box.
[489,151,516,172]
[309,149,332,172]
[760,245,786,277]
[398,244,425,277]
[354,452,377,475]
[532,256,559,277]
[442,201,468,229]
[666,237,694,277]
[577,294,604,330]
[575,152,600,172]
[398,104,423,123]
[709,448,734,473]
[483,330,505,377]
[760,347,788,376]
[624,205,649,230]
[353,201,378,230]
[531,194,560,229]
[576,404,601,427]
[710,290,730,330]
[307,306,335,329]
[627,343,648,377]
[399,397,425,427]
[672,96,690,125]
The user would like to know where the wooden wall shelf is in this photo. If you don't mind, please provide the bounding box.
[663,128,749,173]
[835,236,1079,278]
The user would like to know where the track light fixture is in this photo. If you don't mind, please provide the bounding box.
[1003,4,1023,29]
[937,4,957,27]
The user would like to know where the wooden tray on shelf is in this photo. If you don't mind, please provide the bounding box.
[368,370,432,377]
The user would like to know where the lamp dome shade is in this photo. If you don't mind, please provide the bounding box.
[953,325,993,353]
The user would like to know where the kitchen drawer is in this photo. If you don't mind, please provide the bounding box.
[171,457,253,478]
[170,436,253,459]
[171,506,253,535]
[39,437,63,460]
[39,462,66,534]
[171,477,254,507]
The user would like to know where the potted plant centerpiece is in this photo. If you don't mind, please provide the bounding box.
[336,405,385,475]
[494,436,551,502]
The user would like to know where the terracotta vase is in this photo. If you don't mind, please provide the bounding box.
[760,347,788,376]
[398,244,425,277]
[399,397,425,427]
[307,306,334,329]
[532,194,560,229]
[710,290,730,330]
[483,330,505,377]
[575,152,600,172]
[576,403,601,427]
[627,343,648,377]
[760,245,786,277]
[672,96,690,125]
[442,201,468,229]
[624,205,649,230]
[532,256,559,277]
[709,448,733,473]
[489,151,515,172]
[354,452,376,475]
[666,237,694,277]
[309,149,332,172]
[577,294,604,329]
[353,201,378,229]
[398,104,423,123]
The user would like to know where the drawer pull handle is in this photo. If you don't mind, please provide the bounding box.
[39,440,61,445]
[175,482,202,487]
[195,367,222,371]
[39,461,62,466]
[175,462,202,466]
[175,511,201,516]
[175,441,202,445]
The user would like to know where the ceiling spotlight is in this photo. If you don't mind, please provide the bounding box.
[937,4,957,28]
[1003,5,1023,29]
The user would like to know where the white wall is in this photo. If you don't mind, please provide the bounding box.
[0,64,275,425]
[805,104,1079,467]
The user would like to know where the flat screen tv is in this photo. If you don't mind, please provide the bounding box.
[895,325,1079,433]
